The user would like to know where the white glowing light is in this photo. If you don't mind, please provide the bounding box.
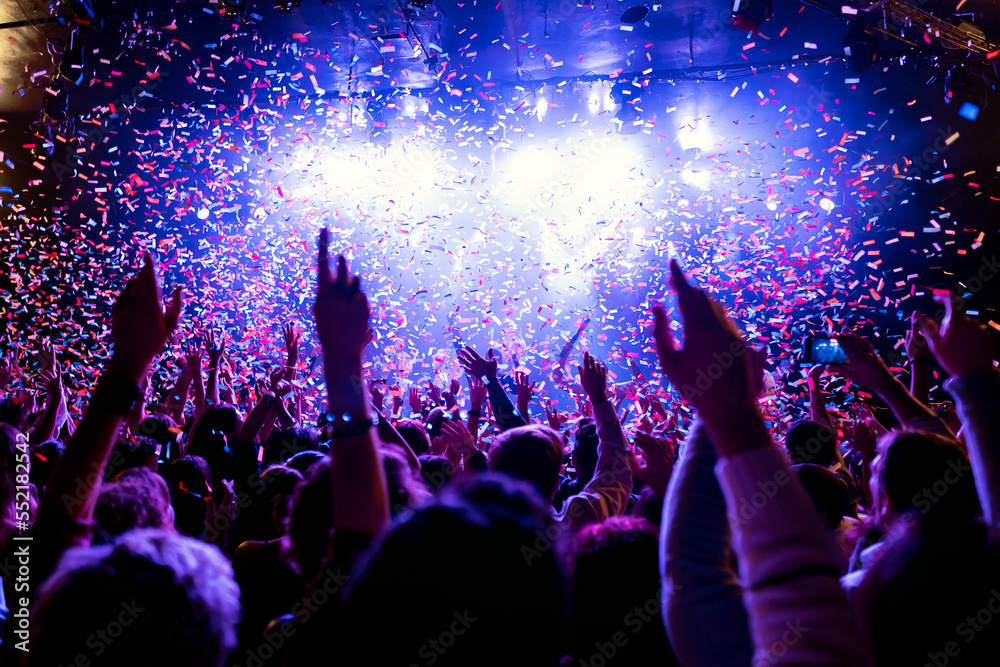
[535,97,548,121]
[587,88,601,114]
[677,118,715,152]
[819,197,836,212]
[681,168,712,190]
[766,201,778,211]
[197,208,210,219]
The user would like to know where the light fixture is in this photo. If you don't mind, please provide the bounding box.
[731,0,772,34]
[221,0,245,16]
[842,23,880,73]
[944,67,990,121]
[620,5,649,24]
[59,28,86,86]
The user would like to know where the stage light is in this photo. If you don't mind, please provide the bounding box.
[766,201,778,211]
[197,208,210,220]
[681,168,711,190]
[819,197,835,212]
[620,5,649,24]
[59,28,86,86]
[944,68,990,121]
[611,81,642,134]
[398,94,429,118]
[221,0,245,16]
[731,0,772,34]
[676,118,714,152]
[535,96,548,121]
[842,23,880,73]
[275,0,301,12]
[587,87,602,114]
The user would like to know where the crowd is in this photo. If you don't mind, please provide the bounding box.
[0,228,998,666]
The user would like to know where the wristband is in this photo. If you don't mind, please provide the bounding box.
[321,411,379,439]
[89,372,142,416]
[468,410,481,417]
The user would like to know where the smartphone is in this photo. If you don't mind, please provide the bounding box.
[802,336,848,365]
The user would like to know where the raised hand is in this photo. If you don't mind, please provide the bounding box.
[439,419,478,459]
[38,340,56,372]
[370,381,385,413]
[916,294,995,377]
[428,380,442,405]
[468,376,488,412]
[184,340,204,373]
[832,332,896,392]
[653,260,764,453]
[205,330,226,367]
[282,323,301,368]
[110,251,183,385]
[577,351,608,406]
[458,346,499,382]
[314,228,371,369]
[408,386,423,414]
[631,432,676,498]
[514,371,537,415]
[449,377,461,396]
[543,400,562,431]
[904,311,931,364]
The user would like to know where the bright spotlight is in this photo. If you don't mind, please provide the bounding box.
[535,97,548,121]
[681,168,712,190]
[677,119,714,152]
[197,208,210,220]
[819,197,835,212]
[588,87,602,114]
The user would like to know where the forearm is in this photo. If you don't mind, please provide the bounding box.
[909,359,931,406]
[192,369,206,416]
[946,367,1000,530]
[486,379,526,431]
[206,368,220,407]
[165,369,192,422]
[661,420,753,667]
[808,378,833,430]
[36,392,61,443]
[873,375,940,429]
[240,395,277,442]
[375,409,421,474]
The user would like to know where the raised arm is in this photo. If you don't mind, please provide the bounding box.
[315,229,389,536]
[514,370,536,421]
[36,253,181,574]
[458,346,526,431]
[807,365,834,431]
[905,311,932,407]
[204,330,225,408]
[653,260,872,667]
[35,361,66,444]
[164,348,194,423]
[189,339,206,417]
[918,294,1000,532]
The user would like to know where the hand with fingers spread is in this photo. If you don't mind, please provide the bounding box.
[578,352,609,406]
[184,340,204,373]
[110,251,184,385]
[408,386,423,415]
[205,330,225,368]
[916,294,995,377]
[653,260,764,453]
[427,380,442,405]
[439,419,478,461]
[458,346,499,382]
[631,431,676,498]
[514,370,537,416]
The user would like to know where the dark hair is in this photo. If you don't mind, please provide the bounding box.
[0,396,26,432]
[570,516,676,665]
[791,463,847,530]
[162,455,213,538]
[383,446,432,516]
[137,412,178,451]
[396,419,431,456]
[231,465,303,545]
[785,420,837,467]
[875,431,980,522]
[262,427,320,467]
[31,529,240,667]
[286,458,333,580]
[285,450,326,476]
[489,424,565,501]
[572,418,599,482]
[337,474,567,667]
[860,520,1000,666]
[106,437,159,479]
[94,468,173,541]
[31,439,65,492]
[419,454,455,492]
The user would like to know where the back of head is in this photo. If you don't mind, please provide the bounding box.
[791,463,847,530]
[162,456,212,538]
[261,427,320,467]
[31,439,65,492]
[396,419,431,456]
[489,424,565,501]
[31,529,240,667]
[571,516,674,665]
[286,458,333,580]
[285,449,325,476]
[875,431,981,524]
[338,474,566,667]
[860,520,1000,666]
[95,468,174,541]
[785,420,837,467]
[572,418,599,482]
[382,446,431,516]
[0,396,26,431]
[106,437,159,479]
[137,413,178,452]
[418,454,455,492]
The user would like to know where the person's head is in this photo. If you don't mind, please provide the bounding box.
[31,439,65,492]
[426,406,449,440]
[418,454,455,492]
[95,468,174,541]
[791,463,847,530]
[338,474,567,666]
[571,418,599,483]
[233,465,303,544]
[188,404,243,455]
[382,446,432,516]
[106,437,159,479]
[0,396,27,432]
[870,431,980,529]
[137,413,179,454]
[0,423,22,523]
[31,529,240,667]
[784,420,838,467]
[286,458,333,579]
[570,516,673,664]
[859,519,1000,666]
[284,450,325,476]
[261,427,320,467]
[162,456,212,538]
[395,419,431,456]
[489,424,565,501]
